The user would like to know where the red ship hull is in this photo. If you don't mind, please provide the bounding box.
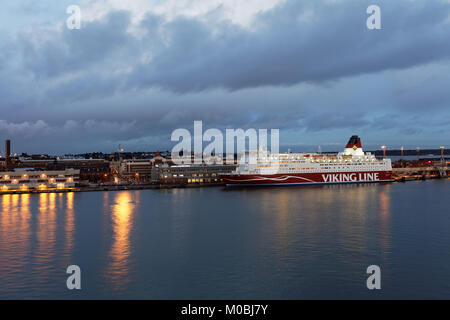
[221,171,393,187]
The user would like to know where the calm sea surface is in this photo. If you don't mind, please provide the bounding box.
[1,179,450,299]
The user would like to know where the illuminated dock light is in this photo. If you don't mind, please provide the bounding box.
[381,145,387,158]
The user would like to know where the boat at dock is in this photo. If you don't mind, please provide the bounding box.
[221,135,393,187]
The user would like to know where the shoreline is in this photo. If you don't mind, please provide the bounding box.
[0,175,448,196]
[0,183,223,195]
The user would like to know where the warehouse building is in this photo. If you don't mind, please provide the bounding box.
[0,169,80,191]
[152,164,236,185]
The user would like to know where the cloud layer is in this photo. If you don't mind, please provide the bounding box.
[1,0,450,153]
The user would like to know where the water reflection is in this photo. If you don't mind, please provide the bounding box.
[260,190,291,267]
[19,194,32,255]
[256,184,392,273]
[34,193,58,286]
[2,180,446,299]
[64,193,75,263]
[166,188,192,251]
[106,192,138,290]
[378,188,392,262]
[1,194,11,212]
[0,192,81,297]
[0,194,32,283]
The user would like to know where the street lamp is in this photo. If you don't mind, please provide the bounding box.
[381,145,387,159]
[440,146,445,162]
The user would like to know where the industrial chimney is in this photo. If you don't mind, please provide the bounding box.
[5,139,11,169]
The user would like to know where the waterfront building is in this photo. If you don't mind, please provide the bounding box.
[0,169,80,191]
[118,159,153,182]
[14,158,110,183]
[152,164,236,185]
[114,153,171,182]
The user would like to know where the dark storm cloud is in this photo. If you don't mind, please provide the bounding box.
[128,0,450,92]
[21,10,135,78]
[17,0,450,95]
[1,0,450,153]
[393,64,450,111]
[302,112,370,132]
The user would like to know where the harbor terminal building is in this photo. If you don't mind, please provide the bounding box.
[0,169,80,191]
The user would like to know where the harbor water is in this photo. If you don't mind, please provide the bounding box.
[0,179,450,299]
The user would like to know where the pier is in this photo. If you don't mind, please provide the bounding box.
[392,161,449,181]
[0,182,224,195]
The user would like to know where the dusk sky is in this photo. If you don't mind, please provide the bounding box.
[1,0,450,154]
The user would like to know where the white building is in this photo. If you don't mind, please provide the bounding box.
[0,169,80,191]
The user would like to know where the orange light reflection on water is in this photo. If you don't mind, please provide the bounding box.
[106,191,138,290]
[34,193,57,285]
[378,187,392,263]
[64,193,75,262]
[0,194,32,287]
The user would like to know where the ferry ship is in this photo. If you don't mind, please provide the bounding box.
[221,136,393,187]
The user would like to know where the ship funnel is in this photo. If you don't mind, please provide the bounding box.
[343,135,364,156]
[346,135,362,149]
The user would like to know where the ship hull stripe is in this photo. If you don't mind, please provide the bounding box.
[225,180,394,188]
[221,171,393,187]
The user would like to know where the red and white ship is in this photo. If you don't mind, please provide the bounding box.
[221,135,393,187]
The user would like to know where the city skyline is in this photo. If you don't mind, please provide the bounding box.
[1,0,450,154]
